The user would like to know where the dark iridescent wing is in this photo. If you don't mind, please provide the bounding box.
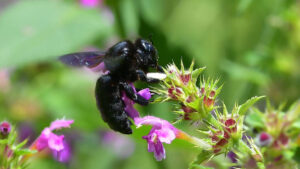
[59,51,106,68]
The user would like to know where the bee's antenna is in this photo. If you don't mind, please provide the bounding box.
[148,34,154,44]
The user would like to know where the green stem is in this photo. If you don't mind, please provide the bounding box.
[206,114,222,130]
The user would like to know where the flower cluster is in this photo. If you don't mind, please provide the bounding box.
[31,119,73,153]
[142,62,266,168]
[120,83,209,161]
[246,101,300,168]
[134,116,210,161]
[154,62,222,121]
[0,119,73,169]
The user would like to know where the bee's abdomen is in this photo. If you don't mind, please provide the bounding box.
[95,75,132,134]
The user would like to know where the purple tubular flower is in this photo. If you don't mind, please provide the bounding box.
[122,84,151,119]
[32,119,74,153]
[134,116,178,161]
[228,151,238,163]
[80,0,100,8]
[52,140,72,163]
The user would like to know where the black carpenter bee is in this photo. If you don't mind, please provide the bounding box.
[59,39,163,134]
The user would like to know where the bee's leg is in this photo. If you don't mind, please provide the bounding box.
[120,82,149,106]
[157,65,164,72]
[136,70,160,83]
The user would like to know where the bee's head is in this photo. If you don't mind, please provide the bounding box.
[135,39,158,71]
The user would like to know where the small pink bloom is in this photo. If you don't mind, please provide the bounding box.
[80,0,100,8]
[48,134,65,151]
[33,119,74,153]
[135,116,178,161]
[122,84,151,119]
[0,121,11,136]
[49,119,74,130]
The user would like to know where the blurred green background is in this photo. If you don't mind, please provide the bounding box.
[0,0,300,168]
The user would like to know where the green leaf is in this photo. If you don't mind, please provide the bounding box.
[221,60,270,86]
[15,149,36,156]
[257,162,266,169]
[14,139,28,150]
[245,109,265,128]
[0,139,8,144]
[189,165,214,169]
[186,98,201,110]
[192,67,206,81]
[119,0,139,36]
[139,0,165,25]
[189,150,213,169]
[291,120,300,129]
[238,96,265,116]
[0,0,112,68]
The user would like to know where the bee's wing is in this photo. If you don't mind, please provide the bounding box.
[59,51,106,68]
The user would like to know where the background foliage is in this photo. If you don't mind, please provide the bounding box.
[0,0,299,168]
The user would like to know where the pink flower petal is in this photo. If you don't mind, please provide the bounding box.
[50,119,74,130]
[48,134,65,152]
[155,128,176,144]
[134,116,164,129]
[153,140,166,161]
[52,140,72,163]
[137,116,178,161]
[80,0,100,8]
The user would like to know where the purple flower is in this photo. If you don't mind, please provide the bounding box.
[80,0,101,8]
[101,131,135,159]
[0,121,11,137]
[32,119,74,153]
[18,122,36,146]
[52,140,72,163]
[122,84,151,119]
[228,151,238,163]
[134,116,178,161]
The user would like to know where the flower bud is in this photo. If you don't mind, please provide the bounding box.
[0,121,11,137]
[168,87,183,100]
[255,132,272,147]
[272,133,289,149]
[179,74,191,85]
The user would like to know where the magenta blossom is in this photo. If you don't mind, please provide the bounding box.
[134,116,179,161]
[122,84,151,119]
[52,140,72,163]
[32,119,74,153]
[80,0,101,8]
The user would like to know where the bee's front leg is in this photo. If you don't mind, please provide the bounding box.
[120,82,149,106]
